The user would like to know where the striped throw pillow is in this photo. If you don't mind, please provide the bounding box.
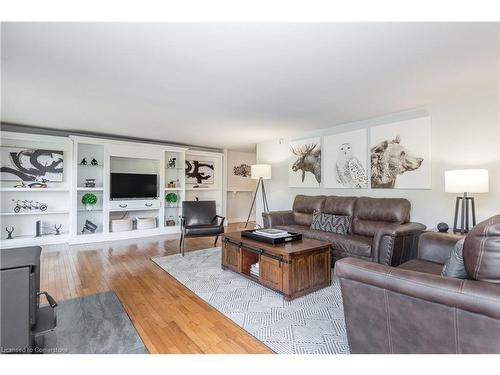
[310,210,351,235]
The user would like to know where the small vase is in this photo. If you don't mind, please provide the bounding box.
[85,204,93,211]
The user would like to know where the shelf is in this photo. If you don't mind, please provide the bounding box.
[164,224,181,230]
[77,187,104,191]
[185,187,218,191]
[1,232,69,245]
[109,207,161,213]
[164,187,183,191]
[77,230,104,236]
[165,206,181,209]
[0,210,70,216]
[227,189,255,192]
[77,209,103,212]
[0,188,70,192]
[2,232,69,239]
[165,167,184,170]
[78,164,103,168]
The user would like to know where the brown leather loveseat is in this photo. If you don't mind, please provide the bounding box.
[336,214,500,353]
[263,194,426,266]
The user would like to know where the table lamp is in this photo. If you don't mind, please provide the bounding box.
[245,164,272,228]
[445,169,489,234]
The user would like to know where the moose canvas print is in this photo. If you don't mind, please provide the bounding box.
[323,129,368,189]
[370,117,431,189]
[288,137,321,188]
[0,147,64,182]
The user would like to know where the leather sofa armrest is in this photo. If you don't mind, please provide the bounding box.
[262,210,294,228]
[375,222,427,237]
[418,232,463,264]
[335,257,500,320]
[372,222,427,265]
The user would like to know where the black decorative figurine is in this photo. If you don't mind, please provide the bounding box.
[36,220,42,237]
[91,158,99,166]
[81,220,98,234]
[80,157,87,165]
[5,227,14,239]
[84,178,96,188]
[54,224,62,235]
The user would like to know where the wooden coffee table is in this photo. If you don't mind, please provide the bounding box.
[221,231,331,300]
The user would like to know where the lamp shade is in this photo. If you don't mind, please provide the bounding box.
[251,164,272,179]
[445,169,489,193]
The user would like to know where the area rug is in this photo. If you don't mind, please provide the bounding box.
[35,291,148,354]
[152,247,349,354]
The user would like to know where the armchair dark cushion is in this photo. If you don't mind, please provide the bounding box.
[180,201,225,255]
[182,201,220,227]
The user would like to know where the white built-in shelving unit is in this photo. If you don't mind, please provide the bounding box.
[0,132,73,248]
[1,131,227,248]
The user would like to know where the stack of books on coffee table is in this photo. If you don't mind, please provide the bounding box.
[250,262,259,278]
[253,228,289,238]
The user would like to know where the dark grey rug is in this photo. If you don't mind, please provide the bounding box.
[35,291,148,354]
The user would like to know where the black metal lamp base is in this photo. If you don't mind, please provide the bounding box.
[245,177,269,228]
[453,193,476,234]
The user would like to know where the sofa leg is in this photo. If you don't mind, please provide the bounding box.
[182,236,186,257]
[214,234,219,247]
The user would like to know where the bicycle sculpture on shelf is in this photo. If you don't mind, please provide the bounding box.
[12,199,48,213]
[13,178,49,189]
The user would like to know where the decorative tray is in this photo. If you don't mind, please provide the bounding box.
[241,229,302,244]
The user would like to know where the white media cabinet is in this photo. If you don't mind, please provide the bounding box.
[0,132,226,248]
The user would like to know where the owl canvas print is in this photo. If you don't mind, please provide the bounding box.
[323,129,368,189]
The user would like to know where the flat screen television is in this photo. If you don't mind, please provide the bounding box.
[110,173,158,199]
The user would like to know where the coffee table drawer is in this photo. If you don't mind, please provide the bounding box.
[259,256,283,290]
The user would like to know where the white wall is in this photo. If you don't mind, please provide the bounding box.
[256,93,500,228]
[226,150,257,223]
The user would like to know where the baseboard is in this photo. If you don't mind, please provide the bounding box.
[228,217,255,224]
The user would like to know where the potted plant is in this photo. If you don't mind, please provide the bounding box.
[82,193,98,211]
[165,192,178,207]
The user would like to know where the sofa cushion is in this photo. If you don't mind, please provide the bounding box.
[441,238,468,279]
[275,224,372,257]
[292,195,326,226]
[305,230,372,258]
[351,197,411,236]
[310,211,351,235]
[463,215,500,283]
[323,196,357,216]
[274,224,310,235]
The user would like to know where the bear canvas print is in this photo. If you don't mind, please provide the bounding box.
[370,117,431,189]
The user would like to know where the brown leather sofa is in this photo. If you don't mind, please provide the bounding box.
[336,214,500,353]
[263,195,426,266]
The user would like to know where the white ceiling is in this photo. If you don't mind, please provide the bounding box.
[1,23,498,151]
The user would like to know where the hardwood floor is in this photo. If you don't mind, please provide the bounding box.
[40,223,273,354]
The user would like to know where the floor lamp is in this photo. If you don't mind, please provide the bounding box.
[445,169,489,234]
[245,164,272,228]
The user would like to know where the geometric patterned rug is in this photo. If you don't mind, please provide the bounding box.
[152,247,349,354]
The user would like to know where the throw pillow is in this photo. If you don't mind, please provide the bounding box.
[441,238,468,279]
[310,210,351,235]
